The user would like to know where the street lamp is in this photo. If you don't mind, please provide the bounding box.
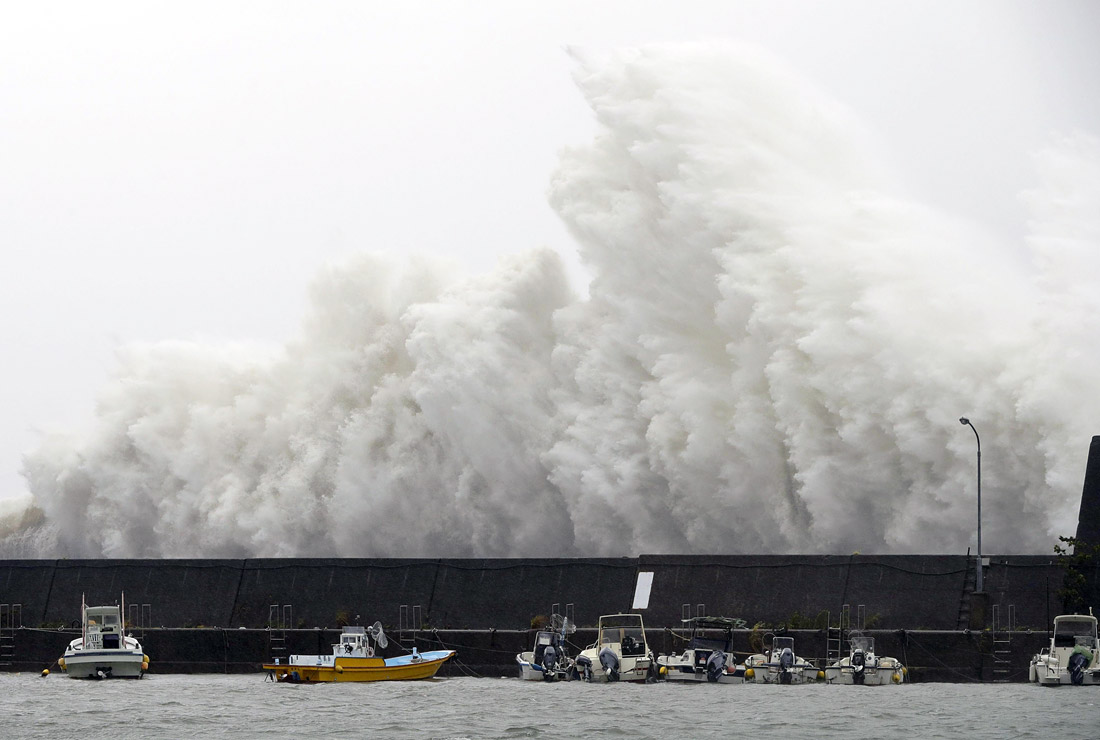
[959,417,982,593]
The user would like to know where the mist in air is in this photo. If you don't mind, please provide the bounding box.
[5,44,1098,558]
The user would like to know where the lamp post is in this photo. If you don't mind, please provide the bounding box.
[959,417,982,593]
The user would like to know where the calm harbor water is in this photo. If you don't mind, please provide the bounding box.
[2,673,1096,739]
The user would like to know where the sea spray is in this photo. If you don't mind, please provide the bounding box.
[10,43,1099,558]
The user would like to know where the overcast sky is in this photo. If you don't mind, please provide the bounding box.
[2,0,1098,508]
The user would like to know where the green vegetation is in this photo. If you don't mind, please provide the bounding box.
[1054,535,1100,613]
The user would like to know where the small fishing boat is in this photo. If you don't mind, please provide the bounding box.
[743,635,817,684]
[575,613,655,683]
[60,596,148,679]
[824,632,906,685]
[657,616,747,683]
[517,613,577,681]
[1030,610,1100,686]
[263,622,454,682]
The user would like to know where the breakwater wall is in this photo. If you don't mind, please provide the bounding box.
[0,555,1079,681]
[0,555,1069,632]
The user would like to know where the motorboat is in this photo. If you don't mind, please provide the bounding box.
[657,616,747,683]
[1030,611,1100,686]
[517,613,577,681]
[575,613,655,683]
[743,635,817,684]
[60,596,148,679]
[824,632,906,685]
[262,622,455,682]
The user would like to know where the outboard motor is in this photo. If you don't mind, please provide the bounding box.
[706,650,727,683]
[599,646,621,682]
[575,654,593,682]
[852,648,866,685]
[541,645,558,681]
[779,647,794,684]
[1068,650,1090,686]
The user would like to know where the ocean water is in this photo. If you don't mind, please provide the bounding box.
[2,673,1096,739]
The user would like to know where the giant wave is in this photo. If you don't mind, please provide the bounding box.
[7,44,1099,558]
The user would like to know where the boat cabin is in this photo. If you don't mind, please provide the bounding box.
[332,626,375,657]
[598,614,648,657]
[84,605,124,650]
[1052,615,1099,650]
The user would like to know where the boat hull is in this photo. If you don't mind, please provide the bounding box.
[743,656,816,684]
[824,657,905,685]
[516,652,573,681]
[657,653,745,683]
[576,652,653,683]
[661,666,744,684]
[824,667,905,685]
[263,650,454,682]
[1031,659,1100,686]
[62,650,146,679]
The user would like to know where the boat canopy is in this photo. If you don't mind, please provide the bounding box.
[1053,616,1099,648]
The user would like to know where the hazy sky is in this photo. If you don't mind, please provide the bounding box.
[2,0,1098,509]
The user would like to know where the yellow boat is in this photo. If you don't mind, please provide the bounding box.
[262,623,455,683]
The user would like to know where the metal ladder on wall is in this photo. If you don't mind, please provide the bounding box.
[956,553,977,629]
[991,604,1014,682]
[398,605,423,650]
[826,604,851,666]
[0,603,21,666]
[550,603,575,627]
[268,604,292,662]
[128,603,151,639]
[681,603,706,621]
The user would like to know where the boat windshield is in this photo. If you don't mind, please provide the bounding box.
[86,608,119,630]
[599,615,643,639]
[772,636,795,653]
[850,635,874,653]
[1053,618,1098,648]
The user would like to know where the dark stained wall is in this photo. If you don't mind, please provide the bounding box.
[0,555,1070,632]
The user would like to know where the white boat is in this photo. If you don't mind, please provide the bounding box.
[824,632,906,685]
[657,616,747,683]
[60,596,148,679]
[743,635,817,684]
[517,613,577,681]
[575,613,655,683]
[263,622,455,682]
[1030,611,1100,686]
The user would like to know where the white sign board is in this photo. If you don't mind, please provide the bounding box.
[632,571,654,609]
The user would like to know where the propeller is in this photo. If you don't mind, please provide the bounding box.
[369,621,388,649]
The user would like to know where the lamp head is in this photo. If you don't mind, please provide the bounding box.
[959,417,970,426]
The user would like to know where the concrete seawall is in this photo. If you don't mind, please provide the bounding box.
[0,555,1076,681]
[0,555,1067,631]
